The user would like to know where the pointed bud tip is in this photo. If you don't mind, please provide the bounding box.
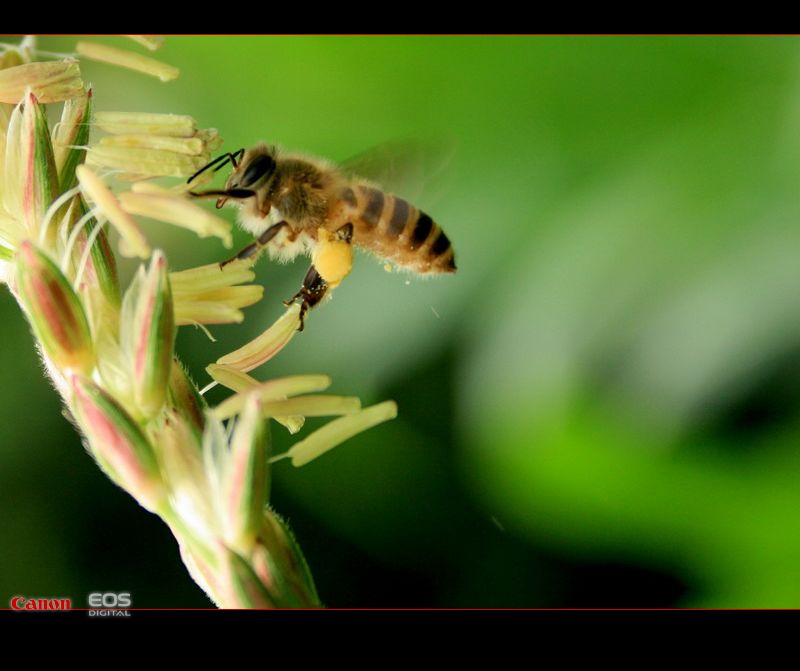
[17,240,35,263]
[153,250,168,270]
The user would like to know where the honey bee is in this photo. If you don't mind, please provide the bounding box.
[188,143,456,330]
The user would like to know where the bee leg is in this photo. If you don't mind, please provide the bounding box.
[283,265,328,332]
[335,222,354,243]
[219,220,290,268]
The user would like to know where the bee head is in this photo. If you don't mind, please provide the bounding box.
[187,145,277,208]
[226,145,277,191]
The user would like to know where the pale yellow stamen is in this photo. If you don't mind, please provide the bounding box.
[76,165,150,259]
[175,302,245,326]
[0,59,84,104]
[2,100,22,220]
[87,145,209,178]
[94,111,196,138]
[52,91,90,175]
[0,50,24,70]
[274,416,306,435]
[133,177,214,197]
[206,364,259,393]
[129,181,174,196]
[0,100,9,133]
[98,134,206,156]
[168,259,262,326]
[76,42,179,82]
[196,128,223,151]
[0,211,24,248]
[170,261,254,295]
[258,396,360,419]
[216,304,302,373]
[118,191,232,248]
[197,286,264,309]
[277,402,399,467]
[205,364,305,434]
[212,375,333,420]
[125,35,165,51]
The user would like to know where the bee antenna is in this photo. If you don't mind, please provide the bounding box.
[186,148,246,184]
[187,188,256,200]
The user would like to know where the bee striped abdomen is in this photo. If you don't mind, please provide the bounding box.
[345,184,456,273]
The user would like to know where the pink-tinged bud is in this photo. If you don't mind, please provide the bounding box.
[168,358,207,435]
[262,510,321,606]
[220,544,276,609]
[243,514,320,608]
[15,242,95,374]
[64,199,120,317]
[15,92,59,238]
[69,374,164,511]
[53,89,92,192]
[224,396,269,552]
[121,251,175,419]
[156,411,216,546]
[248,540,317,607]
[178,543,220,606]
[84,211,121,309]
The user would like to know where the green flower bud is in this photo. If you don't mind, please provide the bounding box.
[53,88,92,192]
[69,374,164,512]
[121,250,175,419]
[10,91,60,238]
[262,510,321,607]
[220,544,276,609]
[224,396,269,552]
[15,242,95,374]
[168,358,207,436]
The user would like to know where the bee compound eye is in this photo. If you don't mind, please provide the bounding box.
[240,154,276,188]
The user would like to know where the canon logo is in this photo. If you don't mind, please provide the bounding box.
[11,596,71,611]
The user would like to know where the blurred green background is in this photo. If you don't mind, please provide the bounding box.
[3,35,800,607]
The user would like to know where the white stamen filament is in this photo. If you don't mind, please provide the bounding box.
[199,381,219,396]
[191,321,217,343]
[61,207,100,273]
[73,217,108,291]
[39,185,81,244]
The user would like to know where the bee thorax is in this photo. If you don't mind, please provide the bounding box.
[238,204,281,237]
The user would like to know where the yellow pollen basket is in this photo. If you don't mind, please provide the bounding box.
[312,229,353,288]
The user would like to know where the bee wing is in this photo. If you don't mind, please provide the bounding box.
[338,136,457,204]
